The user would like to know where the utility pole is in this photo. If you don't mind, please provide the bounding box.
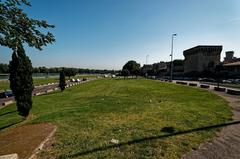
[146,54,149,65]
[170,34,177,81]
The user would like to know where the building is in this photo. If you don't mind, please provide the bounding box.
[223,51,240,77]
[223,61,240,76]
[223,51,240,64]
[183,45,222,74]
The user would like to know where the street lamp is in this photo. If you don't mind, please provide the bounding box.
[170,33,177,81]
[146,54,149,65]
[145,54,150,77]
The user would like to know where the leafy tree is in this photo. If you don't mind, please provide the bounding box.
[59,70,66,91]
[121,69,130,79]
[39,67,48,73]
[64,68,77,79]
[0,63,9,73]
[173,59,184,66]
[9,45,33,117]
[1,0,55,117]
[33,67,40,73]
[122,60,140,78]
[215,64,224,88]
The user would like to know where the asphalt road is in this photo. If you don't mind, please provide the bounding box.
[0,78,96,108]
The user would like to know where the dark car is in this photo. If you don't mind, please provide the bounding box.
[199,78,216,82]
[0,90,13,98]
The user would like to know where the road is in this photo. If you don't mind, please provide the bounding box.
[0,78,96,108]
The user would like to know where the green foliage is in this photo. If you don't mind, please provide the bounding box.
[0,0,55,50]
[59,70,66,91]
[64,68,78,79]
[0,0,55,117]
[0,63,9,73]
[122,60,141,76]
[9,45,33,117]
[173,59,184,66]
[121,69,130,78]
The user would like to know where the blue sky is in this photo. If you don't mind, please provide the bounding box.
[1,0,240,69]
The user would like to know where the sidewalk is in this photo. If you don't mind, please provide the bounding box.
[182,86,240,158]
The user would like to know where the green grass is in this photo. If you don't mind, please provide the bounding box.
[0,75,97,91]
[0,79,232,159]
[0,77,59,91]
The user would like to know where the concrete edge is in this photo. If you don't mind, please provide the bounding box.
[28,125,57,159]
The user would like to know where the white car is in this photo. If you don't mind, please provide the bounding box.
[76,79,81,82]
[71,79,75,82]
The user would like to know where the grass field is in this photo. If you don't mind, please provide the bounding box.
[0,79,232,158]
[0,74,97,91]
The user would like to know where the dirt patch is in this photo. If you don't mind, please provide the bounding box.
[0,123,56,159]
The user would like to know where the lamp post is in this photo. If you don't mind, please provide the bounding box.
[170,33,177,81]
[145,55,149,77]
[146,54,149,65]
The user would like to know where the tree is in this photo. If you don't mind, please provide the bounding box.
[0,63,9,73]
[59,70,66,91]
[1,0,55,117]
[64,68,77,79]
[215,64,224,88]
[121,69,130,79]
[39,67,48,73]
[122,60,140,78]
[9,45,33,117]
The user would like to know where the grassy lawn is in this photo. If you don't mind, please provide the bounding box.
[0,75,97,91]
[0,79,232,158]
[0,77,59,91]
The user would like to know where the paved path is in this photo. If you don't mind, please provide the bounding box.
[173,80,240,91]
[182,85,240,159]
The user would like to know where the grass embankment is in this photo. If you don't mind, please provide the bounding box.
[0,75,97,91]
[0,79,232,158]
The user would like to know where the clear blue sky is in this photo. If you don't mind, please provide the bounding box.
[1,0,240,69]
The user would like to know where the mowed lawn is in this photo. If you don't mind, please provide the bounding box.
[0,77,59,90]
[0,79,232,159]
[0,75,97,90]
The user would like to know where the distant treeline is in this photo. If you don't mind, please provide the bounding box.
[0,63,120,74]
[0,63,8,73]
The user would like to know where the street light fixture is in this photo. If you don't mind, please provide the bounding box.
[170,33,177,81]
[146,54,149,65]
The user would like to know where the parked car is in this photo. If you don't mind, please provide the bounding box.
[222,80,232,84]
[199,78,216,82]
[231,79,240,84]
[0,90,13,98]
[235,79,240,84]
[71,79,76,82]
[76,79,81,82]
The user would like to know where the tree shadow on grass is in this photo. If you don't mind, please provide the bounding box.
[0,119,23,131]
[35,90,62,97]
[0,110,17,117]
[161,126,176,133]
[64,120,240,158]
